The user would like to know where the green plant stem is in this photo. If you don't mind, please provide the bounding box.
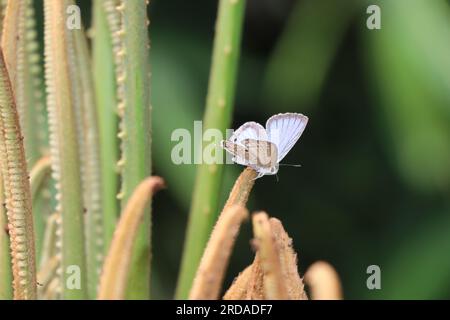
[114,0,152,299]
[2,0,49,267]
[71,7,104,299]
[1,0,47,166]
[29,156,51,263]
[92,0,119,257]
[43,0,87,299]
[176,0,246,299]
[0,50,36,299]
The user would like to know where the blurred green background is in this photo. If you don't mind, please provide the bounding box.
[81,0,450,299]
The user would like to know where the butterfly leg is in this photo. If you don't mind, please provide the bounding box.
[252,171,265,180]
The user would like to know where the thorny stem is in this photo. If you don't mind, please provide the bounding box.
[70,5,104,298]
[114,0,152,299]
[1,0,48,166]
[0,50,36,299]
[44,0,88,299]
[98,177,164,300]
[189,205,248,300]
[93,0,119,256]
[2,0,49,268]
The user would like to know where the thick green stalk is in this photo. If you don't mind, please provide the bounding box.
[176,0,246,299]
[92,0,119,256]
[0,50,36,299]
[43,0,87,299]
[111,0,152,299]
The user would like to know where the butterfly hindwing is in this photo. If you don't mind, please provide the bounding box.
[228,121,268,144]
[222,140,252,167]
[241,139,278,169]
[266,113,308,162]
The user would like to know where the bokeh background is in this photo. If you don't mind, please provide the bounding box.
[79,0,450,299]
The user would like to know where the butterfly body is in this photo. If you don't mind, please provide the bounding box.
[221,113,308,179]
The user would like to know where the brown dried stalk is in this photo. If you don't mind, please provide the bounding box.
[305,261,343,300]
[252,212,288,300]
[243,256,265,299]
[225,213,308,300]
[269,218,308,300]
[0,50,36,299]
[223,167,257,210]
[189,205,249,300]
[98,177,165,300]
[223,264,252,300]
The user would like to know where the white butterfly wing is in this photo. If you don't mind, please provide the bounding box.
[222,140,257,167]
[266,113,308,162]
[225,121,268,167]
[228,121,268,144]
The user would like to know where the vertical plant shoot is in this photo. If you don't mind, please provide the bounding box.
[43,0,88,299]
[0,50,36,299]
[113,0,152,299]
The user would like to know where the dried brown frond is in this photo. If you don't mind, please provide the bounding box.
[252,212,288,299]
[189,205,249,300]
[98,177,165,300]
[223,264,252,300]
[224,213,308,300]
[269,218,308,300]
[223,167,257,210]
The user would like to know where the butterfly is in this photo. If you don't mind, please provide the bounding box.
[221,113,309,179]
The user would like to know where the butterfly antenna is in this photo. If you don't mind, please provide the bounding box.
[279,163,302,167]
[275,173,279,183]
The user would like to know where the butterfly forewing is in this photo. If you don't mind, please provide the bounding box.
[266,113,308,162]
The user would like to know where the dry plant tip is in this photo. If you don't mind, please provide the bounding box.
[252,212,288,300]
[305,260,343,300]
